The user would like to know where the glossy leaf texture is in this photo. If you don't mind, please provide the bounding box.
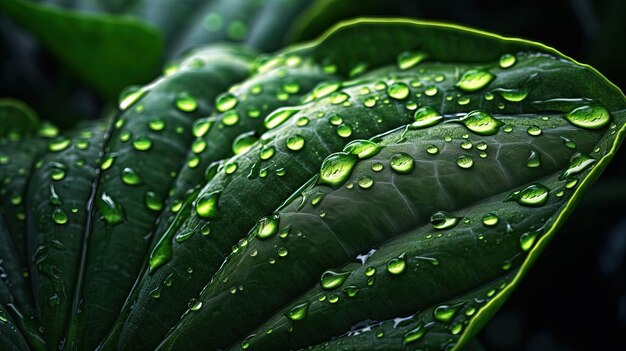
[121,20,625,351]
[0,19,624,351]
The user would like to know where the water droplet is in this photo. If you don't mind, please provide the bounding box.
[431,211,460,230]
[527,150,541,168]
[222,110,240,126]
[343,140,381,159]
[527,125,542,136]
[565,103,611,130]
[358,176,374,189]
[426,145,439,155]
[175,93,198,112]
[482,213,499,226]
[286,302,309,321]
[175,230,194,243]
[397,50,428,70]
[190,300,203,311]
[365,266,376,276]
[48,137,71,152]
[132,136,153,151]
[121,167,143,185]
[460,110,503,135]
[456,69,495,92]
[387,82,410,100]
[195,191,221,219]
[318,153,358,188]
[387,253,406,274]
[192,139,207,154]
[145,191,163,211]
[433,303,463,323]
[52,208,68,225]
[286,135,305,151]
[403,321,427,345]
[216,92,237,112]
[320,270,351,290]
[149,119,165,131]
[560,152,595,179]
[507,184,549,207]
[329,92,349,104]
[50,163,66,181]
[296,117,309,126]
[97,192,125,225]
[495,88,528,102]
[232,132,258,155]
[561,137,576,149]
[411,106,442,129]
[192,118,212,137]
[456,155,474,169]
[424,85,438,96]
[343,286,359,297]
[336,124,353,138]
[255,215,279,240]
[390,152,415,174]
[313,81,341,98]
[264,108,299,130]
[499,53,516,68]
[520,231,540,252]
[460,140,473,150]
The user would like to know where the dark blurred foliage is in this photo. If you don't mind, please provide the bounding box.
[1,1,625,349]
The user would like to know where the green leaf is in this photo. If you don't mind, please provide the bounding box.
[107,19,625,351]
[0,0,164,99]
[25,120,109,349]
[0,305,30,351]
[59,45,255,351]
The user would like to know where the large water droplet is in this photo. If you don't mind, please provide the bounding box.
[216,92,237,112]
[460,110,503,135]
[507,184,549,207]
[255,215,279,240]
[411,106,442,129]
[565,103,611,130]
[264,108,299,130]
[456,69,495,92]
[232,131,258,155]
[433,303,463,323]
[195,191,221,219]
[121,167,143,185]
[286,302,309,321]
[97,192,125,225]
[387,82,410,100]
[286,135,305,151]
[343,140,381,159]
[318,153,358,188]
[387,253,406,274]
[560,152,595,179]
[175,93,198,112]
[52,208,68,225]
[390,152,415,174]
[320,270,351,290]
[430,211,460,230]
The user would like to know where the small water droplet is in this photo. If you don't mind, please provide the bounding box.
[397,50,428,70]
[145,191,163,211]
[52,208,68,224]
[482,213,499,226]
[232,132,258,155]
[388,82,410,100]
[176,93,198,112]
[520,231,540,252]
[499,53,516,68]
[527,125,542,136]
[336,124,353,138]
[433,303,463,323]
[132,136,153,151]
[426,145,439,155]
[411,106,442,129]
[527,150,541,168]
[403,321,427,345]
[192,118,212,137]
[343,140,381,159]
[358,175,374,189]
[121,167,143,185]
[216,92,237,112]
[97,192,125,225]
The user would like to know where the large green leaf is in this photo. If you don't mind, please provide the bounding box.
[0,19,625,351]
[103,19,625,351]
